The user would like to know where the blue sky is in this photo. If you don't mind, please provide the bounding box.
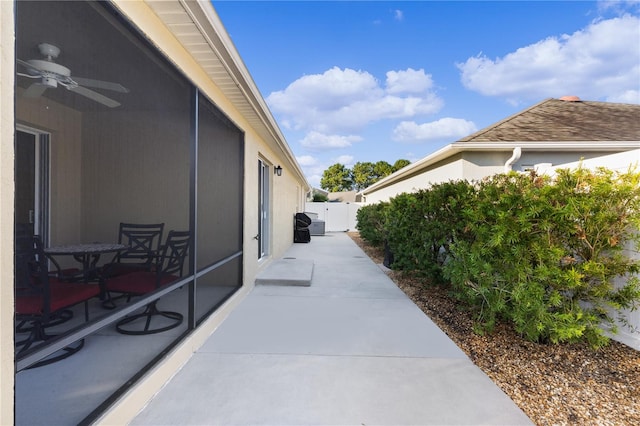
[213,1,640,187]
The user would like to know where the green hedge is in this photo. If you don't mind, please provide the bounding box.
[356,168,640,348]
[355,202,389,247]
[385,181,475,281]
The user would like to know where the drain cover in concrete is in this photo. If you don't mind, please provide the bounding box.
[255,259,314,286]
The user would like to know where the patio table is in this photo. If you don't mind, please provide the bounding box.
[45,242,128,285]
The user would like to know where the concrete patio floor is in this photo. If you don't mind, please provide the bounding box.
[132,232,532,425]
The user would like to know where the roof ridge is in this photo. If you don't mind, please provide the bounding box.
[458,98,554,142]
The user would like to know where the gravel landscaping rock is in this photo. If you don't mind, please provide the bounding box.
[348,232,640,426]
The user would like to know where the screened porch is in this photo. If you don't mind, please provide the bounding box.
[14,1,244,423]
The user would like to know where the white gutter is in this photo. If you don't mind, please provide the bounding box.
[504,147,522,172]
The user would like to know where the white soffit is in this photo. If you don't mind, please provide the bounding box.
[144,0,308,188]
[146,0,253,117]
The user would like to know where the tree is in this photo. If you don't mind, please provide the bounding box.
[373,161,393,180]
[352,162,376,191]
[320,158,411,191]
[393,159,411,171]
[320,163,352,192]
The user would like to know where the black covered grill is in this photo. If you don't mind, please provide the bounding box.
[294,213,311,243]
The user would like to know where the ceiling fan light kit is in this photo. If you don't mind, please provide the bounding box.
[17,42,128,107]
[37,42,61,59]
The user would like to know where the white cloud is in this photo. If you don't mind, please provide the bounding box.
[386,68,434,94]
[598,0,640,13]
[457,15,640,104]
[392,118,478,143]
[606,89,640,104]
[267,67,443,134]
[393,9,404,21]
[333,155,355,166]
[296,155,317,166]
[300,131,363,151]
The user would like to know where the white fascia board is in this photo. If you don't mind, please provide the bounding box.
[451,141,640,151]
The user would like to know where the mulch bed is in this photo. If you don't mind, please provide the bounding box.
[348,232,640,425]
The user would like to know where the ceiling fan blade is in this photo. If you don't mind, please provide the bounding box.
[17,72,41,79]
[23,83,48,98]
[68,85,121,108]
[73,76,129,93]
[17,58,41,74]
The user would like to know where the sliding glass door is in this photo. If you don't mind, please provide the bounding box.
[14,127,49,244]
[258,160,271,259]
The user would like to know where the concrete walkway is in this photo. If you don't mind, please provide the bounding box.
[132,233,532,425]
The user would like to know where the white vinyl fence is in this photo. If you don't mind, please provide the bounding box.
[304,202,362,232]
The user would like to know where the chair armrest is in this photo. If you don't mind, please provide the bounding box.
[44,253,83,282]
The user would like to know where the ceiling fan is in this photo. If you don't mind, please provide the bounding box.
[17,43,129,108]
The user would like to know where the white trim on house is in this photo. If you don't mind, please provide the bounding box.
[360,141,640,198]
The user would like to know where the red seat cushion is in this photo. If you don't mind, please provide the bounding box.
[105,271,178,295]
[16,279,101,315]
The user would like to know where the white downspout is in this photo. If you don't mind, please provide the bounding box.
[504,147,522,172]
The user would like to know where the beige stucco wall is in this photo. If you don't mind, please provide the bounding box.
[16,94,83,247]
[1,1,15,423]
[363,155,465,204]
[548,149,640,173]
[272,166,303,255]
[514,150,624,172]
[244,132,303,264]
[461,151,509,180]
[80,110,190,241]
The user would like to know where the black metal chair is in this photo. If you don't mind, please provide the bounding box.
[15,235,101,368]
[101,222,164,308]
[104,222,165,277]
[104,230,190,335]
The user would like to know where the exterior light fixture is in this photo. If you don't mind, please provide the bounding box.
[274,165,283,176]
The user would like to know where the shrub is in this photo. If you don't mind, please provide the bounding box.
[312,193,328,202]
[386,181,475,281]
[385,192,426,272]
[443,168,640,348]
[355,202,389,247]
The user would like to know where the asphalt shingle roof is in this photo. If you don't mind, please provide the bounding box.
[458,98,640,142]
